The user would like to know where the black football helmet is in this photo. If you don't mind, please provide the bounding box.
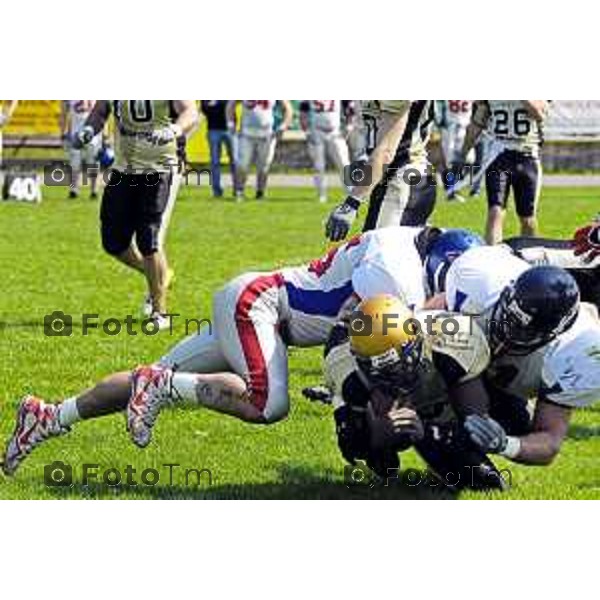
[490,266,580,355]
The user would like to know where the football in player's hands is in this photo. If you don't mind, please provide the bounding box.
[369,406,424,452]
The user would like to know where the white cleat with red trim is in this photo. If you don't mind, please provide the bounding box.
[2,395,67,476]
[127,365,173,448]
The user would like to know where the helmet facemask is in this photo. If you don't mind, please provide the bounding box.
[355,337,424,396]
[490,285,578,356]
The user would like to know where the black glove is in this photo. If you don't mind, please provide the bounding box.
[369,406,424,453]
[325,196,361,242]
[72,125,94,150]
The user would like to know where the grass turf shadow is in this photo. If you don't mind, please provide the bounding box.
[42,465,459,500]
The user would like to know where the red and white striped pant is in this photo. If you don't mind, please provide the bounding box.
[160,272,290,422]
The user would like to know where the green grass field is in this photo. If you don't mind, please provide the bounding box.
[1,182,600,499]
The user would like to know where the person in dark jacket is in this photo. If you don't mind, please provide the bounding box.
[201,100,237,197]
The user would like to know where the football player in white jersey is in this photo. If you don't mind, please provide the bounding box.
[227,100,293,200]
[60,101,102,199]
[299,100,350,203]
[436,100,474,202]
[458,101,549,244]
[323,294,508,491]
[0,100,18,172]
[325,101,437,242]
[440,246,585,466]
[2,226,435,475]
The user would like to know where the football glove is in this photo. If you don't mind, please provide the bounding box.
[72,126,95,150]
[150,124,182,146]
[369,406,424,452]
[464,415,508,454]
[574,218,600,263]
[325,195,361,242]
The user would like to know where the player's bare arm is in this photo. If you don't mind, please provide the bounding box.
[459,118,485,162]
[448,376,490,418]
[171,100,200,136]
[465,399,572,466]
[278,100,294,132]
[512,400,571,465]
[351,107,409,203]
[325,105,410,241]
[85,100,111,136]
[523,100,549,123]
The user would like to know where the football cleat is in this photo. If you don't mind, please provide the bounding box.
[148,313,172,332]
[141,269,175,317]
[127,366,173,448]
[2,396,67,476]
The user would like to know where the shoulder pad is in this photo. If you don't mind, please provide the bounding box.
[420,311,491,382]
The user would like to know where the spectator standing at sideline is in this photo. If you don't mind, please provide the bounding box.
[201,101,237,198]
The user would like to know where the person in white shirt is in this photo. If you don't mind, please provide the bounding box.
[227,100,293,200]
[300,100,350,202]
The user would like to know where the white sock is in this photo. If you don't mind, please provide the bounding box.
[58,397,81,427]
[171,373,200,404]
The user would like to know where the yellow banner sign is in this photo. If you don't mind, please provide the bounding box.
[1,100,211,162]
[2,100,62,136]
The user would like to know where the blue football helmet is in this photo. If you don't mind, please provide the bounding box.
[490,266,580,355]
[424,229,485,294]
[97,144,115,169]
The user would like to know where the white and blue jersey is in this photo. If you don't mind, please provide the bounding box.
[445,245,529,315]
[278,226,427,345]
[445,244,600,408]
[162,226,429,422]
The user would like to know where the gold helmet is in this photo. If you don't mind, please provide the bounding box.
[349,295,423,394]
